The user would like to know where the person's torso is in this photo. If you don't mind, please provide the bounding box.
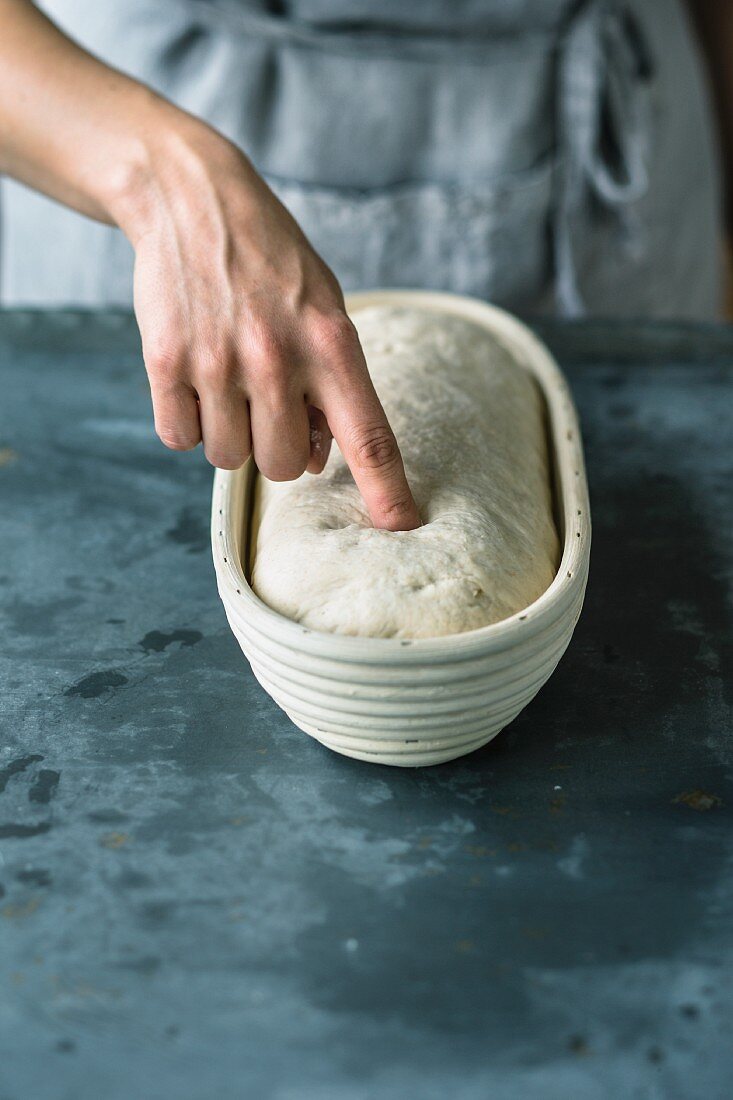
[0,0,722,318]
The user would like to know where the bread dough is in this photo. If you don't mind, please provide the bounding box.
[251,306,559,638]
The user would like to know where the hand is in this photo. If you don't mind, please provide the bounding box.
[122,120,421,532]
[0,1,419,530]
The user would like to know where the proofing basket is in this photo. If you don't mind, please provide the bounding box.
[211,290,591,767]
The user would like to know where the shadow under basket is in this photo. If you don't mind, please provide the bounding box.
[211,290,591,767]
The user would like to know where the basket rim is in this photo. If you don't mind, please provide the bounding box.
[211,289,591,663]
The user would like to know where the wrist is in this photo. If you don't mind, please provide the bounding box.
[102,90,254,247]
[97,85,176,243]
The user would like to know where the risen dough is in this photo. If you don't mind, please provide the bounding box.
[251,306,559,638]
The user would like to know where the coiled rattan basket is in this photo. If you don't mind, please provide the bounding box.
[212,290,591,767]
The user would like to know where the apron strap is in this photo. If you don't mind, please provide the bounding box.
[554,0,654,316]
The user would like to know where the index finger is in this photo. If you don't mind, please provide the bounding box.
[319,357,421,532]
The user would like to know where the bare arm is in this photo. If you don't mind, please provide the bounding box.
[686,0,733,238]
[0,0,420,531]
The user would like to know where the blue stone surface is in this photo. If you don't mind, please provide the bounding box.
[0,310,731,1098]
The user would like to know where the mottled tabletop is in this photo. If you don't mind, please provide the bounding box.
[0,311,731,1100]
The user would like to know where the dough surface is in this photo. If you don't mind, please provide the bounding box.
[251,306,559,638]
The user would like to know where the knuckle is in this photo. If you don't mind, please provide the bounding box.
[157,427,198,452]
[252,369,292,408]
[196,348,233,389]
[245,336,293,400]
[244,325,289,374]
[351,424,399,470]
[256,450,308,483]
[258,462,306,483]
[309,310,358,357]
[205,446,250,471]
[145,336,185,381]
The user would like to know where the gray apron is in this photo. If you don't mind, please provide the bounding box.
[0,0,723,318]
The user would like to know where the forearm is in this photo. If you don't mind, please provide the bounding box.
[0,1,419,527]
[686,0,733,235]
[0,0,211,238]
